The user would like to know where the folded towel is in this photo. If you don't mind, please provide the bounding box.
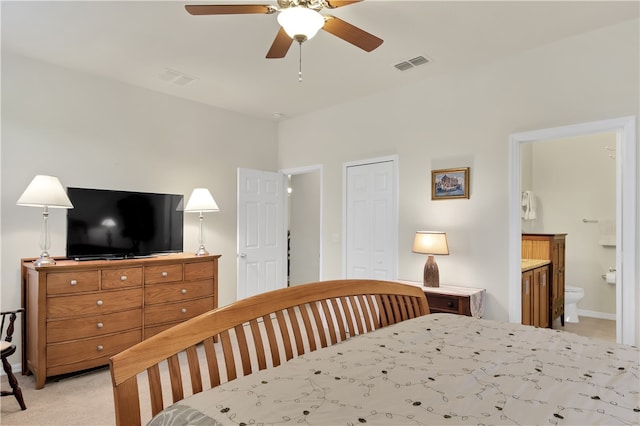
[521,190,536,220]
[598,219,616,246]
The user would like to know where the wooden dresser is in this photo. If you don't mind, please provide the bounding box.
[522,233,566,328]
[21,253,219,389]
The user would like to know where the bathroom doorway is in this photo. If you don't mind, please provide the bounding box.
[520,133,617,341]
[509,116,637,346]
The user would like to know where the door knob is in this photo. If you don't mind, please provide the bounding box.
[238,253,247,258]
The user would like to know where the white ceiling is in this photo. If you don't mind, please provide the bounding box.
[2,1,637,120]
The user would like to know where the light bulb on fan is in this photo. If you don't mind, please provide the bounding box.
[277,7,325,42]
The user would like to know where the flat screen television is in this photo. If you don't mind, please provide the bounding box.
[66,187,184,260]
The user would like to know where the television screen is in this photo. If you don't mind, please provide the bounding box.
[66,187,184,260]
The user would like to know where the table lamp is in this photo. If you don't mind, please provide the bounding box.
[412,231,449,287]
[184,188,219,256]
[17,175,74,266]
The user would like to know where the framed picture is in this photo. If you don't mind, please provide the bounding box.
[432,167,470,200]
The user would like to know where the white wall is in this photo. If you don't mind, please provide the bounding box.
[278,19,639,322]
[530,133,617,317]
[1,53,279,328]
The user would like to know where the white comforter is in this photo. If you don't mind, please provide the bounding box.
[149,313,640,425]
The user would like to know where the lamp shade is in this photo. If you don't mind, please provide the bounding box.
[16,175,73,208]
[184,188,219,213]
[412,231,449,255]
[277,7,325,41]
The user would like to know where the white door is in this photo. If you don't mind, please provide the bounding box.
[344,158,397,279]
[237,168,287,300]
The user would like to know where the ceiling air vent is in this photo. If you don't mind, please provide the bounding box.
[393,55,430,71]
[159,68,198,86]
[394,61,413,71]
[409,56,429,66]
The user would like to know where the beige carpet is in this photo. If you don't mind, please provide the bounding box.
[1,366,115,425]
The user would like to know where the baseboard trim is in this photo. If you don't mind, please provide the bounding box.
[577,309,616,321]
[0,361,22,377]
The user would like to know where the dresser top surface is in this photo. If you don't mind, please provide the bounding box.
[397,280,485,296]
[22,253,220,271]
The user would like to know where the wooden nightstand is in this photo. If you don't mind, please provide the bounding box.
[397,281,485,317]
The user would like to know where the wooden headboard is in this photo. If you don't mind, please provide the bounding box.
[109,279,429,425]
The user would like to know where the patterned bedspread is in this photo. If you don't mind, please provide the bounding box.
[148,314,640,425]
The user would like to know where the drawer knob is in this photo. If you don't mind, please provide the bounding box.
[447,301,454,307]
[181,308,187,314]
[96,300,104,306]
[97,345,104,352]
[120,275,127,281]
[70,279,77,286]
[161,271,168,277]
[97,322,104,329]
[181,289,187,295]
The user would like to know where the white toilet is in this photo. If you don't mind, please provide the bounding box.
[564,286,585,323]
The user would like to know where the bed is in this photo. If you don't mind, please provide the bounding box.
[109,280,640,426]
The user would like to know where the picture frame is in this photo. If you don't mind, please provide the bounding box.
[432,167,470,200]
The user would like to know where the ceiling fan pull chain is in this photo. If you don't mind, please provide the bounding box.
[298,41,303,83]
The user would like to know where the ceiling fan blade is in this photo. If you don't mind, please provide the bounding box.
[322,16,383,52]
[324,0,363,8]
[266,27,294,58]
[185,4,275,15]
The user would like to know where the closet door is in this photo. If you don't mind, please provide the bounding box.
[344,159,397,280]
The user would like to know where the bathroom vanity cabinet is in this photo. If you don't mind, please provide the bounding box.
[521,260,550,327]
[522,233,566,328]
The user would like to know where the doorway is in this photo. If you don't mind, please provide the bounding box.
[237,166,323,298]
[509,117,637,345]
[282,165,323,286]
[521,133,617,337]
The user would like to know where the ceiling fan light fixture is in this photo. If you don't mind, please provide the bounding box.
[277,6,325,42]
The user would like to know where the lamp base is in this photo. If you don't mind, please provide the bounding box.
[34,256,56,267]
[423,255,440,287]
[194,245,209,256]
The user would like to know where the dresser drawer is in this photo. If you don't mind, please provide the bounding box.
[102,267,143,289]
[184,261,214,281]
[144,297,213,326]
[425,294,460,314]
[47,308,142,343]
[144,279,213,305]
[145,322,180,339]
[47,271,99,295]
[144,264,183,284]
[47,329,141,368]
[47,288,142,319]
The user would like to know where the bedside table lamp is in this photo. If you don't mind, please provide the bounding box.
[17,175,74,266]
[412,231,449,287]
[184,188,219,256]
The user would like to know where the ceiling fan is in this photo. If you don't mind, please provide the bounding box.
[185,0,383,59]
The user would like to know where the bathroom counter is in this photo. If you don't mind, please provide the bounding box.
[521,258,550,272]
